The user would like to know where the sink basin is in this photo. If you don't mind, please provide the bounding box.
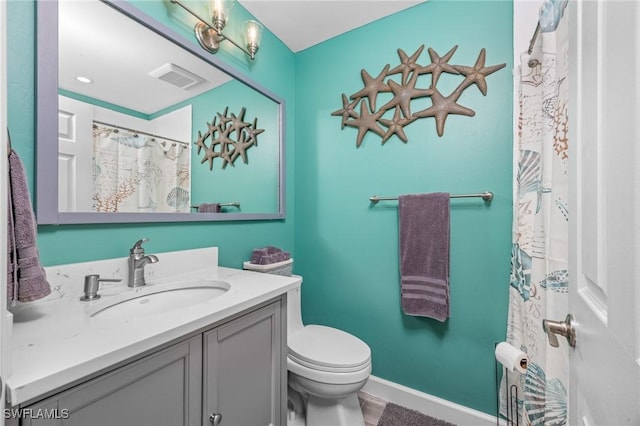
[88,280,230,320]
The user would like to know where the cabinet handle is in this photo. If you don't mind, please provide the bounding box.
[209,413,222,425]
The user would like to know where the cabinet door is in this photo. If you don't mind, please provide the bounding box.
[203,302,283,426]
[24,336,202,426]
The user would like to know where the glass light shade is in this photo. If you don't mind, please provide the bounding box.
[210,0,234,32]
[244,20,263,58]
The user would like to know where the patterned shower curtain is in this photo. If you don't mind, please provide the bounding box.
[92,123,191,213]
[503,0,569,424]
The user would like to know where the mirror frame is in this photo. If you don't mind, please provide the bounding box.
[36,0,285,224]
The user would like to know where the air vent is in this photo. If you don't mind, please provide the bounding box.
[148,63,205,89]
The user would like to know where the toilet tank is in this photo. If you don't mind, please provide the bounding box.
[287,286,304,335]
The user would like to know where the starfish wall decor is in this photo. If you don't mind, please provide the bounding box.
[195,106,265,170]
[332,45,506,146]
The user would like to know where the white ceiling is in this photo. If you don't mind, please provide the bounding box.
[239,0,427,52]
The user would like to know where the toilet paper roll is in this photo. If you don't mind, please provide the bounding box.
[495,342,529,374]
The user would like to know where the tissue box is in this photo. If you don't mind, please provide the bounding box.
[243,258,293,276]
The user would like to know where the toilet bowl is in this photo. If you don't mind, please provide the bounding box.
[287,286,371,426]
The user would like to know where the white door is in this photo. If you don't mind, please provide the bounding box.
[568,0,640,424]
[58,96,93,212]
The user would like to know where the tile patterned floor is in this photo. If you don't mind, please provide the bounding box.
[358,391,388,426]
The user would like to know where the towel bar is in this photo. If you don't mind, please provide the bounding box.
[369,191,494,203]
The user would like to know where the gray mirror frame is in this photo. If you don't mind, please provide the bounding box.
[36,0,285,224]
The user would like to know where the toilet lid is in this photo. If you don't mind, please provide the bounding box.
[288,325,371,370]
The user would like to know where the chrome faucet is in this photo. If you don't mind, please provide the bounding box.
[128,238,159,287]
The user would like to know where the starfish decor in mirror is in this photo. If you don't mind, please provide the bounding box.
[195,107,265,170]
[332,45,506,144]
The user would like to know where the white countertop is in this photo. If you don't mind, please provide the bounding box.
[5,247,301,406]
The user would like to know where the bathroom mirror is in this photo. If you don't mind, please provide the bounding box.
[36,0,285,224]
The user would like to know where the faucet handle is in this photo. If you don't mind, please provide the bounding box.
[131,238,149,254]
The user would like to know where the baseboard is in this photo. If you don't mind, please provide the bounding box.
[362,375,506,426]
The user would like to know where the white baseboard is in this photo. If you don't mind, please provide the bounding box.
[362,375,506,426]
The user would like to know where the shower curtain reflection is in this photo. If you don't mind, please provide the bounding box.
[92,123,191,213]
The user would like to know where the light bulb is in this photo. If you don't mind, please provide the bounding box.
[244,20,263,59]
[211,0,233,33]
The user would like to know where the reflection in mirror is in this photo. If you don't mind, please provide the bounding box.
[36,0,285,224]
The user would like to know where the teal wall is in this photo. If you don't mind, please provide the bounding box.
[8,0,512,417]
[7,0,296,268]
[188,80,281,213]
[293,0,513,415]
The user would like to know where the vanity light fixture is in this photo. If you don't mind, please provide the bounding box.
[171,0,263,60]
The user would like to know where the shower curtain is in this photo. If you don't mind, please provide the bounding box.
[503,0,569,424]
[92,123,191,213]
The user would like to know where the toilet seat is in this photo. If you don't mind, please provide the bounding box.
[288,356,372,386]
[289,325,371,370]
[288,325,371,384]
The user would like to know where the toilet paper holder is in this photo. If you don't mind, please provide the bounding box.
[494,342,522,426]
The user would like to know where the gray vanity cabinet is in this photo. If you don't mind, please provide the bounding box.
[203,301,284,426]
[19,298,286,426]
[23,336,202,426]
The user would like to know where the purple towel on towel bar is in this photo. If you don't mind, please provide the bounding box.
[398,193,450,321]
[196,203,221,213]
[7,149,51,304]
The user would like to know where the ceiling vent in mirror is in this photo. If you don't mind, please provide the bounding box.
[148,63,205,89]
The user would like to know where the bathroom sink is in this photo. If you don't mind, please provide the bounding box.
[88,280,230,320]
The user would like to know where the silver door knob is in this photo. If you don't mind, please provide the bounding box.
[542,314,576,348]
[209,413,222,425]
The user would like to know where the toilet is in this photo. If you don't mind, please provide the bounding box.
[287,286,372,426]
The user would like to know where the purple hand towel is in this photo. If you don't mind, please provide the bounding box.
[251,248,270,264]
[398,193,450,321]
[197,203,221,213]
[258,254,278,265]
[7,149,51,304]
[265,246,281,254]
[250,246,290,265]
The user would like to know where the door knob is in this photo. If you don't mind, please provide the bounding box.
[209,413,222,425]
[542,314,576,348]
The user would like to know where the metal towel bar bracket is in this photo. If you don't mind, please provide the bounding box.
[369,191,494,203]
